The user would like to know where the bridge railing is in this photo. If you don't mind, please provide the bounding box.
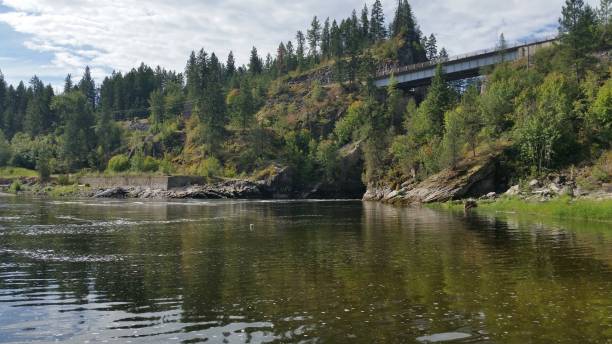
[376,35,557,79]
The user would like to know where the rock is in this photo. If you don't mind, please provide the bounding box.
[464,199,478,211]
[94,187,128,198]
[485,192,497,199]
[529,179,541,188]
[548,183,561,194]
[505,185,520,196]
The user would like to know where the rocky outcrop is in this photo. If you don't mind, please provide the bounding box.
[364,154,503,204]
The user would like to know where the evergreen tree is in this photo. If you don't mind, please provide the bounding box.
[95,108,121,166]
[226,51,236,78]
[63,74,73,94]
[286,41,296,70]
[426,34,438,60]
[248,47,263,75]
[0,71,5,132]
[200,52,227,152]
[321,18,331,59]
[420,64,454,137]
[24,76,53,136]
[237,79,254,130]
[361,4,370,43]
[307,16,322,58]
[330,20,343,57]
[276,42,287,74]
[439,47,449,60]
[149,89,165,125]
[441,108,464,169]
[78,66,96,109]
[370,0,386,42]
[296,31,306,69]
[52,91,96,169]
[186,51,201,101]
[559,0,599,77]
[391,0,426,64]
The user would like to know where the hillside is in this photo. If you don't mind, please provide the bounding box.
[0,0,610,201]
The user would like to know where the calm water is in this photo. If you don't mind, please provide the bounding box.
[0,198,610,343]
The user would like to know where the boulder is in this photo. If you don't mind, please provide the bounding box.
[94,187,128,198]
[505,185,520,196]
[528,179,541,188]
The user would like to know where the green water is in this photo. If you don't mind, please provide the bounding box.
[0,198,610,343]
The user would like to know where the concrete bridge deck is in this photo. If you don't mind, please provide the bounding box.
[375,36,557,88]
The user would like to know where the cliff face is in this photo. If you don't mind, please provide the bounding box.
[364,152,507,204]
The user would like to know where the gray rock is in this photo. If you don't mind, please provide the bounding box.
[529,179,541,188]
[94,187,128,198]
[505,185,520,196]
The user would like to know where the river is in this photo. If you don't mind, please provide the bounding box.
[0,197,610,343]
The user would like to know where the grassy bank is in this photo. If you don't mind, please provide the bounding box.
[0,167,37,179]
[430,197,612,222]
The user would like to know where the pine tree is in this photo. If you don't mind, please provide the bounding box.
[426,34,438,60]
[52,91,96,169]
[296,31,306,69]
[200,52,227,152]
[330,20,343,57]
[78,66,96,109]
[307,16,322,58]
[276,42,287,74]
[559,0,599,77]
[286,41,296,70]
[63,74,73,94]
[237,79,254,130]
[24,76,51,136]
[226,51,236,78]
[249,47,263,75]
[186,51,201,100]
[370,0,386,42]
[0,71,5,132]
[361,4,370,44]
[321,18,331,59]
[439,48,449,60]
[420,64,454,137]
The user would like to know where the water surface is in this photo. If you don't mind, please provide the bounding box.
[0,198,610,343]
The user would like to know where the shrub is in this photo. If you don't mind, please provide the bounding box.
[9,180,21,193]
[142,156,160,172]
[107,154,130,173]
[0,131,11,166]
[198,157,221,181]
[36,157,51,182]
[159,157,175,175]
[57,174,72,186]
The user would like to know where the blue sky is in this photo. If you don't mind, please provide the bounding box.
[0,0,600,90]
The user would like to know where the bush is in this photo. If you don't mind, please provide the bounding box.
[37,157,51,182]
[107,154,130,173]
[9,180,21,193]
[0,131,11,166]
[57,174,72,186]
[198,157,221,181]
[142,156,160,172]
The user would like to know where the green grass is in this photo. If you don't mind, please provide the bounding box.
[477,196,612,222]
[0,166,37,179]
[428,196,612,222]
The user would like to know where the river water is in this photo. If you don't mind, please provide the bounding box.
[0,197,610,343]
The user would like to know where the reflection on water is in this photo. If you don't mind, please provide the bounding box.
[0,198,610,343]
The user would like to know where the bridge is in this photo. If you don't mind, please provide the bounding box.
[375,36,557,88]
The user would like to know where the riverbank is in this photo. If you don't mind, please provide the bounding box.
[431,196,612,222]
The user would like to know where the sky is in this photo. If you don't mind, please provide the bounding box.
[0,0,601,89]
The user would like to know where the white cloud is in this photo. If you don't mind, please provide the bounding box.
[0,0,602,84]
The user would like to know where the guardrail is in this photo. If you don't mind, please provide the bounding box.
[376,35,557,78]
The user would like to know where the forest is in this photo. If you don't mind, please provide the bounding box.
[0,0,610,194]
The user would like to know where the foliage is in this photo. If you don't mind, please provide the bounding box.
[107,154,130,173]
[0,130,11,166]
